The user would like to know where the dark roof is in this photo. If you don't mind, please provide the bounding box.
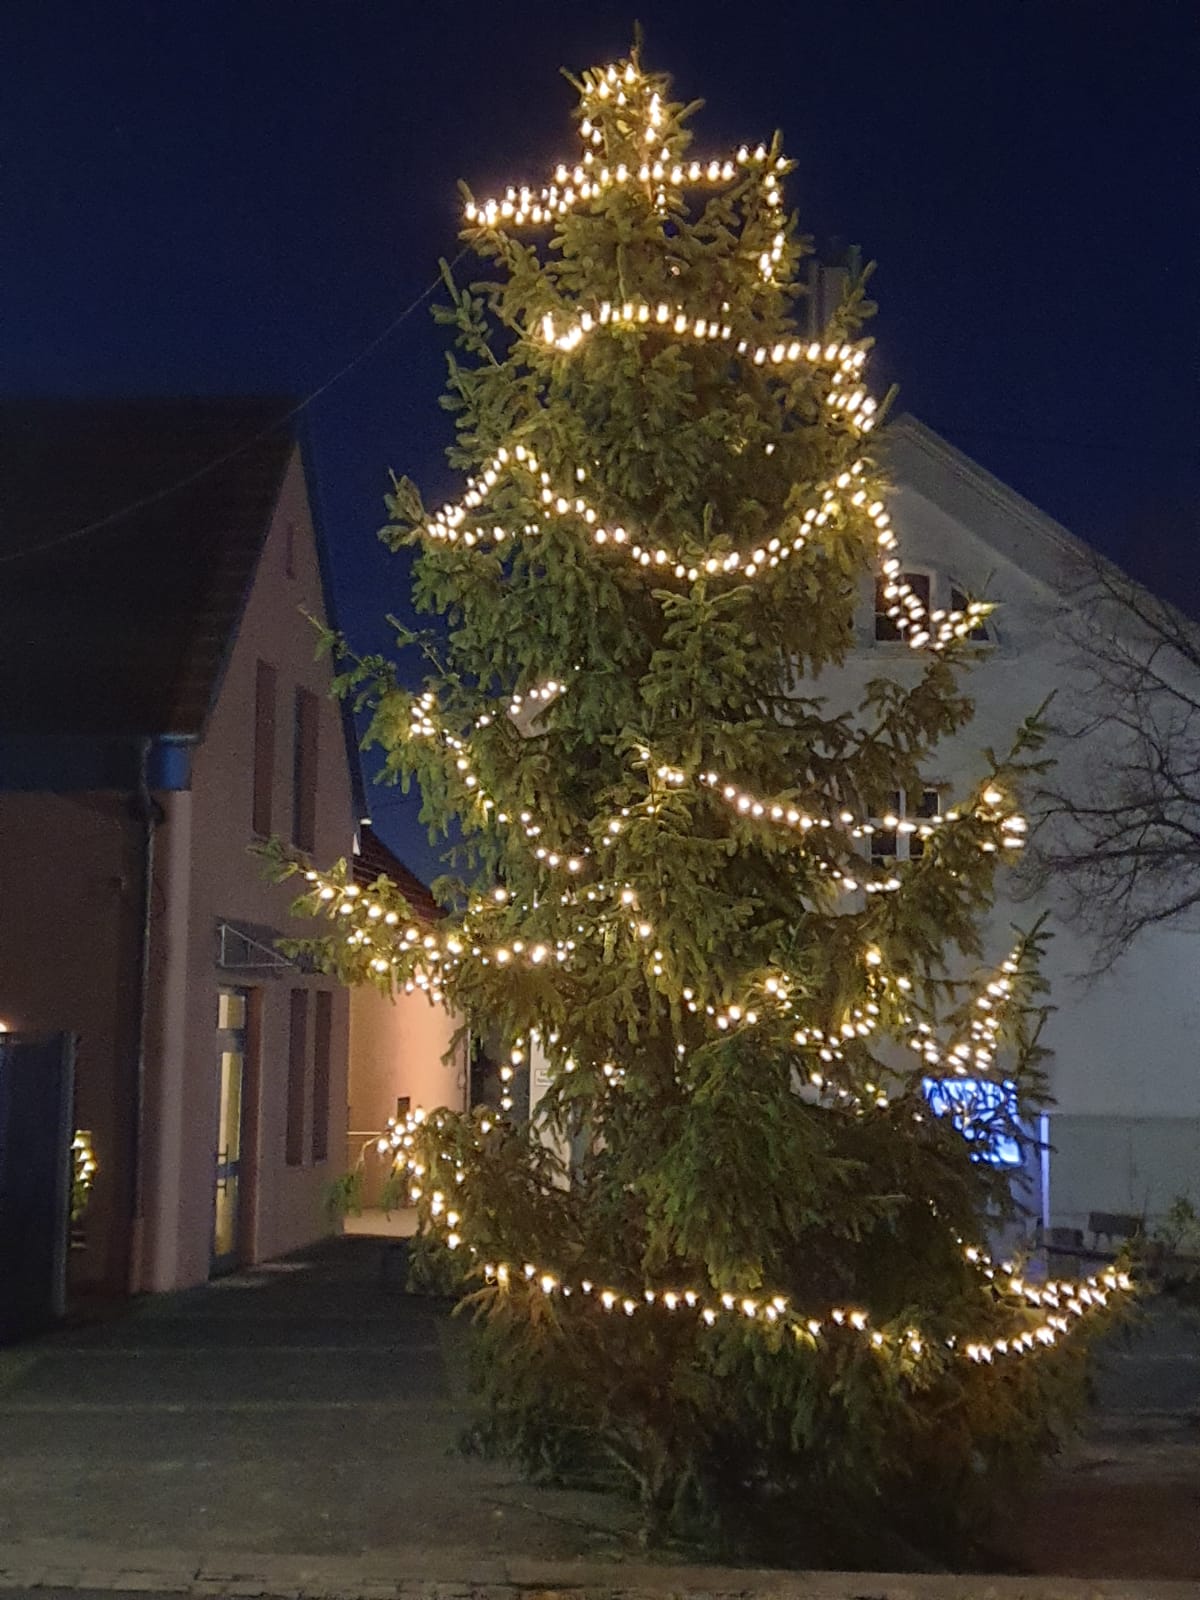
[0,398,295,737]
[353,826,441,922]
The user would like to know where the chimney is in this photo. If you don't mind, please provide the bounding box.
[803,259,851,336]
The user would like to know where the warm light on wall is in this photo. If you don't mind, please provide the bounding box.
[72,1129,98,1223]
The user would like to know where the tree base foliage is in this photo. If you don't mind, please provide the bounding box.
[396,1104,1117,1571]
[453,1268,1099,1569]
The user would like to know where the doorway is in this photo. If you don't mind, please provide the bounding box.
[212,987,249,1275]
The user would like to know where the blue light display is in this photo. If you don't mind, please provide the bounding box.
[921,1076,1023,1166]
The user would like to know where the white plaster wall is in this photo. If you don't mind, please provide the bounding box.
[810,434,1200,1228]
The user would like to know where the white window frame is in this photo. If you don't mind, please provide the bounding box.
[867,786,943,863]
[949,580,993,644]
[874,566,935,644]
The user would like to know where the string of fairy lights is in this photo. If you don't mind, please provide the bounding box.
[538,303,871,399]
[311,780,1040,1131]
[71,1129,98,1224]
[448,59,992,652]
[419,430,983,649]
[304,834,1030,1120]
[306,54,1132,1379]
[305,655,1034,1059]
[464,63,787,281]
[696,771,1028,855]
[464,144,781,231]
[376,1104,1130,1367]
[400,681,1029,899]
[307,713,1117,1357]
[349,701,1040,1186]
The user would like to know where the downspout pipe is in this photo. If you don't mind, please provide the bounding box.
[128,736,164,1290]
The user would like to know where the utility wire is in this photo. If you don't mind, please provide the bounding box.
[0,250,466,568]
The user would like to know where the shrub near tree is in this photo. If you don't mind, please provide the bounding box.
[283,50,1130,1568]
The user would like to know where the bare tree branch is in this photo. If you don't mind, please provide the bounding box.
[1029,543,1200,969]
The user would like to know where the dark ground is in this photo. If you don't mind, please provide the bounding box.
[1008,1295,1200,1581]
[0,1239,640,1566]
[0,1236,1196,1583]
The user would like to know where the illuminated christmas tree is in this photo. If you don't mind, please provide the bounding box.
[288,50,1129,1565]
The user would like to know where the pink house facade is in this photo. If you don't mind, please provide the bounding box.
[0,400,459,1299]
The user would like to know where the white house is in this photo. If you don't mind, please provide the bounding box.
[825,415,1200,1240]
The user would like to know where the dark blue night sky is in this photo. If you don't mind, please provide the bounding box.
[4,1,1197,883]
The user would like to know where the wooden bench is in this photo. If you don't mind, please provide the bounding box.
[1089,1211,1143,1253]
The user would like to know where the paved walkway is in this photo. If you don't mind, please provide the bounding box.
[0,1560,1197,1600]
[1005,1299,1200,1583]
[0,1237,1196,1595]
[0,1239,638,1567]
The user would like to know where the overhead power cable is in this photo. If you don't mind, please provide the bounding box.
[0,250,466,568]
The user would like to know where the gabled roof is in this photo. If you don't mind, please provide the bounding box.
[0,398,295,738]
[884,414,1095,597]
[353,825,441,922]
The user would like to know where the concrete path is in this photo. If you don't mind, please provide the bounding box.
[1006,1300,1200,1582]
[0,1239,637,1567]
[0,1236,1197,1593]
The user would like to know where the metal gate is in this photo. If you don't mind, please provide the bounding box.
[0,1032,75,1342]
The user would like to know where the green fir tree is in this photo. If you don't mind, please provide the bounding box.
[282,49,1129,1567]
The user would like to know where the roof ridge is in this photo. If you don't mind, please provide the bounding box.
[353,825,441,922]
[0,398,297,738]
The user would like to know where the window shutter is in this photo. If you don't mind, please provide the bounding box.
[252,661,276,836]
[285,988,308,1167]
[311,990,333,1164]
[292,688,319,852]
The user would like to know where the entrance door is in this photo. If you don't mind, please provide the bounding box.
[212,988,248,1275]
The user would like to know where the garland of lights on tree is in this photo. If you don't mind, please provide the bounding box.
[280,49,1129,1552]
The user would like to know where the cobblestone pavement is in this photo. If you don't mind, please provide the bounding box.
[0,1240,639,1567]
[1,1559,1198,1600]
[1,1238,1197,1595]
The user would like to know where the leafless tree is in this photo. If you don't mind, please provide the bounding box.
[1033,550,1200,968]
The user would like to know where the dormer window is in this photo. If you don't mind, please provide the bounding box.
[872,569,991,646]
[875,571,931,642]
